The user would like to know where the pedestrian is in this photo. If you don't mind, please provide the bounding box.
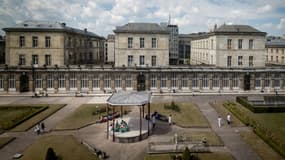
[34,124,40,135]
[226,114,231,125]
[41,122,45,133]
[218,116,222,128]
[168,114,172,125]
[152,115,156,128]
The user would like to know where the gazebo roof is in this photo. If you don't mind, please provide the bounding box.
[107,91,151,106]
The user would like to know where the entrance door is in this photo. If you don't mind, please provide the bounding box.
[20,73,29,92]
[244,74,250,91]
[137,74,145,91]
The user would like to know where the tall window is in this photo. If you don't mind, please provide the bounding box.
[161,75,167,88]
[238,39,242,49]
[139,55,145,65]
[276,56,279,62]
[81,74,88,89]
[264,73,270,88]
[19,55,25,65]
[227,56,232,67]
[274,75,280,88]
[249,39,253,49]
[182,75,188,88]
[47,74,54,89]
[45,55,51,66]
[202,75,208,89]
[128,37,133,48]
[213,75,219,88]
[222,74,229,89]
[233,74,239,89]
[0,75,3,90]
[104,75,110,89]
[140,37,144,48]
[32,55,38,65]
[227,39,232,49]
[255,74,261,89]
[152,38,157,48]
[150,74,157,89]
[151,56,156,66]
[238,56,243,66]
[32,36,38,47]
[8,75,15,89]
[92,76,100,89]
[115,75,121,88]
[70,73,77,89]
[45,36,51,48]
[58,74,65,88]
[128,55,133,66]
[282,56,284,63]
[126,75,132,88]
[19,36,25,47]
[171,74,177,89]
[192,74,198,89]
[249,56,253,67]
[211,39,213,49]
[35,74,42,89]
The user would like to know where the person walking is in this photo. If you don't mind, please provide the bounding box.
[152,115,156,129]
[41,122,45,133]
[218,116,222,128]
[34,124,40,135]
[168,114,172,125]
[226,114,231,125]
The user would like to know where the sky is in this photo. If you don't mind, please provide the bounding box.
[0,0,285,37]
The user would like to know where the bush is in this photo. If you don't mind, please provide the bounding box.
[164,101,180,112]
[182,147,191,160]
[45,147,57,160]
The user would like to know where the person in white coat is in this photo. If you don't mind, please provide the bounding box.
[227,114,231,125]
[218,116,222,128]
[168,114,172,125]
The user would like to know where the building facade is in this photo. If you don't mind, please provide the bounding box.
[3,20,105,67]
[114,23,169,67]
[104,34,115,64]
[0,36,5,64]
[191,24,266,68]
[265,37,285,65]
[167,25,179,65]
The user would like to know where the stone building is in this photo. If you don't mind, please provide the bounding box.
[191,24,266,68]
[265,36,285,65]
[113,23,169,67]
[104,34,115,64]
[0,36,5,64]
[3,20,105,67]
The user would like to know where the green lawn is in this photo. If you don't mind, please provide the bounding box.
[144,152,234,160]
[10,104,65,132]
[151,103,209,128]
[240,131,283,160]
[177,131,223,146]
[0,137,15,149]
[0,105,48,130]
[21,135,98,160]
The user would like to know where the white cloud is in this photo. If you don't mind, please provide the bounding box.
[257,4,272,13]
[277,18,285,30]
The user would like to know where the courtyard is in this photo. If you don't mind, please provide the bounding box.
[0,94,283,160]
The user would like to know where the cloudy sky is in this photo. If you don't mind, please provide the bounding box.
[0,0,285,37]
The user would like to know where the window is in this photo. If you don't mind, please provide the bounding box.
[282,56,284,63]
[171,74,177,89]
[104,75,110,89]
[271,56,273,61]
[276,56,279,62]
[35,74,42,89]
[211,39,213,49]
[264,74,270,88]
[202,75,208,89]
[139,55,144,65]
[8,75,15,89]
[150,74,157,88]
[161,75,167,88]
[19,36,25,47]
[115,75,121,88]
[233,74,239,89]
[128,55,133,66]
[47,74,54,89]
[213,75,219,88]
[45,55,51,66]
[140,37,144,48]
[32,36,38,47]
[192,74,198,89]
[222,74,229,89]
[238,56,243,66]
[128,37,133,48]
[81,74,88,89]
[227,39,232,49]
[0,75,3,90]
[249,56,253,67]
[32,55,38,65]
[152,38,157,48]
[238,39,242,49]
[266,55,268,62]
[182,75,188,88]
[227,56,232,67]
[58,74,65,88]
[45,36,51,48]
[274,75,280,88]
[126,75,132,88]
[19,55,25,65]
[70,73,77,89]
[92,76,100,89]
[151,56,156,66]
[249,39,253,49]
[255,74,261,89]
[276,49,279,53]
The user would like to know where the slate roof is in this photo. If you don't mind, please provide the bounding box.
[107,91,151,106]
[113,23,169,34]
[266,38,285,48]
[3,20,103,38]
[215,24,262,33]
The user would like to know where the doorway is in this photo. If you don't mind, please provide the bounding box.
[20,73,29,92]
[137,74,145,91]
[244,74,250,91]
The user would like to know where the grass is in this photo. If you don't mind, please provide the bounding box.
[0,105,48,130]
[209,102,244,127]
[144,152,234,160]
[54,104,131,130]
[21,135,98,160]
[240,131,283,160]
[0,137,15,149]
[177,131,223,146]
[10,104,65,132]
[151,103,209,128]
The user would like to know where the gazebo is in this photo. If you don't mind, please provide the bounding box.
[106,91,151,142]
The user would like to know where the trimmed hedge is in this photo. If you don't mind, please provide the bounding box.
[236,96,285,113]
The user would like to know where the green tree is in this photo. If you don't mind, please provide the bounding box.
[182,147,191,160]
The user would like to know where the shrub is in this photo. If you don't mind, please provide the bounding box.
[45,147,57,160]
[182,147,191,160]
[164,101,180,112]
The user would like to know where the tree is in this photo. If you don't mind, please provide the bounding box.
[182,147,191,160]
[45,147,57,160]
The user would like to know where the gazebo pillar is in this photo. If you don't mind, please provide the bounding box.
[142,105,145,118]
[147,102,150,136]
[139,105,142,141]
[112,106,115,142]
[106,104,109,139]
[120,105,123,118]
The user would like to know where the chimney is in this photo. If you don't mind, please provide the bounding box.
[84,28,87,32]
